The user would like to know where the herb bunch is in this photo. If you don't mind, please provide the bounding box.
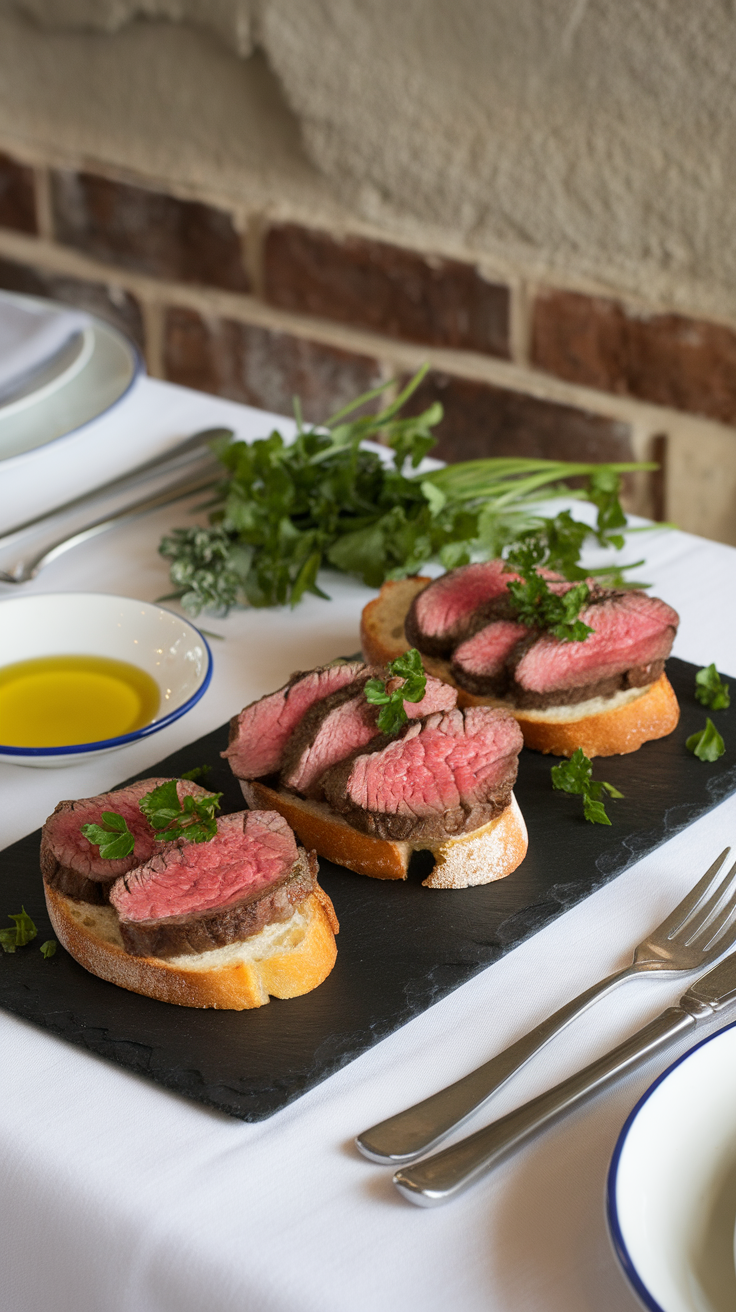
[550,749,624,825]
[81,780,223,860]
[159,367,652,615]
[365,649,427,735]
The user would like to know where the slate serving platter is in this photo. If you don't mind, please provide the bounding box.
[1,656,735,1121]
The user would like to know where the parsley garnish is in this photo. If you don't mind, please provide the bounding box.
[138,779,222,843]
[40,940,57,959]
[365,648,427,735]
[695,664,730,710]
[504,535,593,642]
[81,811,135,860]
[157,366,652,614]
[180,764,213,783]
[81,781,223,860]
[686,718,726,762]
[0,907,38,953]
[550,749,624,825]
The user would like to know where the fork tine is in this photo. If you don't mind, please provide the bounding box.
[699,901,736,955]
[660,847,731,939]
[684,859,736,947]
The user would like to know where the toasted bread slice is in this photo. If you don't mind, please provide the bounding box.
[240,778,528,889]
[45,883,338,1010]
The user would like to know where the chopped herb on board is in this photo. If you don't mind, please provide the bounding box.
[550,749,624,825]
[0,907,38,953]
[40,940,57,959]
[686,719,726,762]
[695,664,730,711]
[365,648,427,735]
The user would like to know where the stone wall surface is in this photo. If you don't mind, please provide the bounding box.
[0,0,735,544]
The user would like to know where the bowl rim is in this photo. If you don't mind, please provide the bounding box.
[0,593,213,757]
[605,1017,736,1312]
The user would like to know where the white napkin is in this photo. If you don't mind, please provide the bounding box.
[0,297,91,402]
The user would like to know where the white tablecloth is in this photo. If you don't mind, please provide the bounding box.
[1,378,735,1312]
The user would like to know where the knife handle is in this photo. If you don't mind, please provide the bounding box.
[356,964,639,1163]
[393,1006,695,1207]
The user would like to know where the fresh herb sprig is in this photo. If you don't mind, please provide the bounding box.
[365,649,427,735]
[158,366,653,615]
[139,780,222,843]
[550,749,624,825]
[686,718,726,762]
[81,780,223,860]
[503,535,593,642]
[0,908,55,958]
[695,664,730,710]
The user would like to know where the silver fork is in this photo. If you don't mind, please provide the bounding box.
[357,847,736,1164]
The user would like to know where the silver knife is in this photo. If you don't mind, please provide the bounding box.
[393,949,736,1207]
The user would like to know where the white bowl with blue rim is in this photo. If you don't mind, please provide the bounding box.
[0,593,212,767]
[607,1020,736,1312]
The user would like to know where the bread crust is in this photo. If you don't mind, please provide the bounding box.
[240,779,528,888]
[361,578,680,757]
[45,883,338,1009]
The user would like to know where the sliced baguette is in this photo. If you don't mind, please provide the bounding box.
[240,778,528,889]
[360,577,680,757]
[45,883,339,1010]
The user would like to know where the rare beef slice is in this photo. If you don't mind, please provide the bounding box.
[404,561,519,656]
[40,778,211,904]
[109,810,318,958]
[321,706,523,843]
[223,662,366,779]
[280,671,457,796]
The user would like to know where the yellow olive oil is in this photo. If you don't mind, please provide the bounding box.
[0,654,160,747]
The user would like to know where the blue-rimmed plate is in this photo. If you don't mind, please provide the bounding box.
[608,1021,736,1312]
[0,593,212,766]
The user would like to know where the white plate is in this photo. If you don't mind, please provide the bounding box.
[0,592,212,767]
[0,292,141,463]
[608,1022,736,1312]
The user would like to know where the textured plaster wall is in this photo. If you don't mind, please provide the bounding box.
[2,0,736,318]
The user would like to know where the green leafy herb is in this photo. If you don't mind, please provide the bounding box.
[686,718,726,762]
[158,366,653,614]
[503,535,593,641]
[138,779,222,843]
[550,749,624,825]
[695,664,730,710]
[40,940,57,959]
[81,811,135,860]
[0,907,38,953]
[365,648,427,735]
[180,764,213,783]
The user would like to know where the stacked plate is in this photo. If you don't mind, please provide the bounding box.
[0,289,141,464]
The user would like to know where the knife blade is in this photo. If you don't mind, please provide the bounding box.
[393,949,736,1206]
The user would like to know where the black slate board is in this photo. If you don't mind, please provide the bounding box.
[2,656,735,1121]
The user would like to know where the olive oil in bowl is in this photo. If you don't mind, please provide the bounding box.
[0,654,161,747]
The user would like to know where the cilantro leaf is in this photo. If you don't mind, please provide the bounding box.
[0,907,38,952]
[686,718,726,762]
[81,812,135,860]
[551,749,623,824]
[40,940,57,959]
[695,664,730,711]
[365,648,428,735]
[139,781,222,843]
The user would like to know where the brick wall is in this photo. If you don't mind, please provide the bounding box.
[2,151,736,543]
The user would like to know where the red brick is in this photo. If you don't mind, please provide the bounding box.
[263,224,510,358]
[0,152,36,234]
[0,256,145,351]
[532,288,736,424]
[51,172,249,291]
[402,370,634,466]
[163,306,384,423]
